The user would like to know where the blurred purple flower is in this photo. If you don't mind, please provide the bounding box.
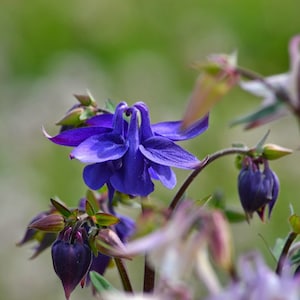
[46,101,208,197]
[206,252,300,300]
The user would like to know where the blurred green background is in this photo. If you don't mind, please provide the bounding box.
[2,0,300,299]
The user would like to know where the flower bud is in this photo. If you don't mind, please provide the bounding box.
[17,211,58,258]
[52,231,92,299]
[208,211,233,272]
[95,229,130,259]
[56,107,85,126]
[74,93,96,107]
[262,143,292,160]
[28,214,65,232]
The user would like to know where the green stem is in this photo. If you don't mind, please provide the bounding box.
[114,257,133,292]
[169,147,251,211]
[275,231,298,275]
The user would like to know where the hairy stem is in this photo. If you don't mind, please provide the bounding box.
[169,147,251,211]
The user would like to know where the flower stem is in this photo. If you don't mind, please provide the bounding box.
[143,258,155,292]
[141,199,155,292]
[169,147,251,211]
[275,231,298,275]
[114,257,133,292]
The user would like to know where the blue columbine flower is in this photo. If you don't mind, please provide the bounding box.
[46,101,208,197]
[238,157,279,221]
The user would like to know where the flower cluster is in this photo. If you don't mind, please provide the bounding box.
[18,191,135,300]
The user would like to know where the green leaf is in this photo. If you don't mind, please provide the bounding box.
[255,130,270,155]
[195,194,213,206]
[224,209,246,223]
[88,230,99,256]
[94,213,119,226]
[208,190,226,210]
[90,271,116,292]
[230,101,284,129]
[290,249,300,265]
[104,99,116,113]
[50,198,72,218]
[272,238,286,261]
[86,190,100,212]
[79,107,95,121]
[85,200,95,217]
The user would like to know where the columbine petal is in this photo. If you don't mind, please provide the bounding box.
[115,215,136,242]
[70,134,128,163]
[85,113,114,127]
[44,127,111,147]
[149,163,176,189]
[140,136,200,169]
[110,108,154,196]
[267,168,280,218]
[152,115,209,141]
[83,163,114,190]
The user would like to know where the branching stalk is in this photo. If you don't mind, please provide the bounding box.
[169,147,251,211]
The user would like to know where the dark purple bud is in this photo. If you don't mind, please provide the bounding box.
[51,231,92,299]
[238,158,279,221]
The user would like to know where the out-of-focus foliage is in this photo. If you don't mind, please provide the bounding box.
[2,1,300,299]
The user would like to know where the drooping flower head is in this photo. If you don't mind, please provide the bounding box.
[52,227,93,300]
[238,156,279,221]
[46,101,209,197]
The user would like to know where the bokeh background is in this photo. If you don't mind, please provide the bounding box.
[1,0,300,299]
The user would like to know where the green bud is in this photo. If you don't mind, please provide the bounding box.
[55,107,84,126]
[262,143,293,160]
[289,214,300,234]
[74,91,97,107]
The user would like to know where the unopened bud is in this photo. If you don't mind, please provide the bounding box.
[208,211,233,272]
[52,238,92,299]
[74,93,96,107]
[262,143,292,160]
[95,229,130,259]
[56,107,85,126]
[29,214,65,232]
